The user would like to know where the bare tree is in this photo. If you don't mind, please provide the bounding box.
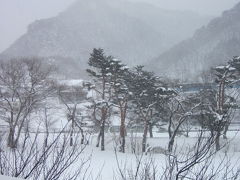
[115,130,240,180]
[58,84,88,146]
[39,107,57,147]
[0,124,92,180]
[114,150,159,180]
[166,95,201,152]
[0,58,54,148]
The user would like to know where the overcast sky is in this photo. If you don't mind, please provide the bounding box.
[0,0,239,53]
[131,0,240,15]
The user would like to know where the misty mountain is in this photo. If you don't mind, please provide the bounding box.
[150,2,240,82]
[1,0,211,77]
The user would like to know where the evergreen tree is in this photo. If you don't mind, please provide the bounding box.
[127,66,166,152]
[191,88,236,151]
[86,48,113,151]
[108,58,130,153]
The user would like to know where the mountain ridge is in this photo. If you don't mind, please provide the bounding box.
[149,2,240,81]
[1,0,212,78]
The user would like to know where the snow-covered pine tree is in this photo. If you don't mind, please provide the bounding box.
[108,58,130,153]
[86,48,113,151]
[149,80,175,138]
[191,88,236,151]
[127,66,166,153]
[214,61,238,149]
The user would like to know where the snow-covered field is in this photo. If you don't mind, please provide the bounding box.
[1,85,240,179]
[0,130,240,180]
[76,131,240,179]
[0,175,22,180]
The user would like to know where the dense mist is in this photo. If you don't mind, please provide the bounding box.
[0,0,239,53]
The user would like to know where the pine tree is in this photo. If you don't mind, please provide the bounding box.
[214,62,237,149]
[192,88,236,151]
[127,66,165,153]
[86,48,113,151]
[108,58,130,153]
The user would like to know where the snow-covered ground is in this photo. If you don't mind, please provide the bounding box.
[0,130,240,179]
[76,131,240,179]
[1,89,240,179]
[0,175,23,180]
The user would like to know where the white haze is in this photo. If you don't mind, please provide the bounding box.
[130,0,240,16]
[0,0,239,53]
[0,0,75,53]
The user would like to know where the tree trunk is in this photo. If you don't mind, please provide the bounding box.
[168,138,174,153]
[70,131,73,147]
[44,108,49,147]
[223,122,230,139]
[70,136,73,146]
[142,118,149,153]
[168,119,172,139]
[7,127,16,148]
[96,108,107,148]
[215,131,221,151]
[70,121,74,146]
[44,134,49,147]
[100,107,107,151]
[168,127,178,152]
[149,109,153,138]
[100,123,105,151]
[80,128,84,144]
[96,131,101,147]
[149,123,153,138]
[186,128,189,138]
[120,107,126,153]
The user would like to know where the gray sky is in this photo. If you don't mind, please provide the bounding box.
[0,0,76,53]
[0,0,239,53]
[131,0,240,15]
